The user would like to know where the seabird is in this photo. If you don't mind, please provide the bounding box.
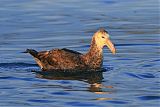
[26,28,116,71]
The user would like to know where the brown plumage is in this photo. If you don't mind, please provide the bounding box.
[26,28,116,71]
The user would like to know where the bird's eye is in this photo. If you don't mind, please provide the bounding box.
[102,36,105,39]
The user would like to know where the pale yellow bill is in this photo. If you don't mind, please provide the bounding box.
[105,38,116,54]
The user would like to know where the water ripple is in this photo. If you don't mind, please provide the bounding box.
[138,96,160,100]
[124,72,142,79]
[51,91,70,95]
[0,62,38,68]
[138,73,156,78]
[115,43,160,47]
[125,72,157,79]
[66,101,97,107]
[107,100,129,104]
[0,76,47,82]
[27,99,54,103]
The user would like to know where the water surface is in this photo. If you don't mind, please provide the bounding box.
[0,0,159,107]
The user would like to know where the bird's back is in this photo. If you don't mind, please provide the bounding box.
[34,48,86,71]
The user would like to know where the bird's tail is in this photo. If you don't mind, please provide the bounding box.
[24,49,38,58]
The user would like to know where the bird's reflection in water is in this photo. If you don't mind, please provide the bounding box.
[34,68,113,100]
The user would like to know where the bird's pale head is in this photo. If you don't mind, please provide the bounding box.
[93,28,116,54]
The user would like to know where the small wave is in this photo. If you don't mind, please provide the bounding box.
[0,62,38,68]
[27,99,54,103]
[115,43,160,47]
[125,72,156,79]
[138,73,155,78]
[138,96,160,100]
[0,76,47,82]
[66,102,97,107]
[124,72,142,79]
[51,91,70,95]
[107,100,128,104]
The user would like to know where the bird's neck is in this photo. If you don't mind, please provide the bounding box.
[84,38,103,69]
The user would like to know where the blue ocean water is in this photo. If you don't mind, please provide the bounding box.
[0,0,159,107]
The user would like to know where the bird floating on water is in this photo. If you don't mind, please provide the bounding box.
[26,28,116,71]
